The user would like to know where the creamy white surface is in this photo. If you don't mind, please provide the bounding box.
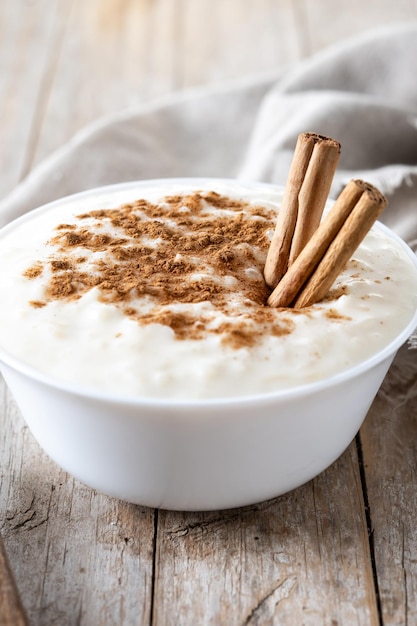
[0,180,416,400]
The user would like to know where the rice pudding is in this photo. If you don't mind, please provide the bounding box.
[0,179,416,400]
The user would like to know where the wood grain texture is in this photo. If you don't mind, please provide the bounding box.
[1,1,417,624]
[360,344,417,625]
[0,0,71,198]
[177,0,301,87]
[0,378,155,626]
[0,534,27,626]
[301,0,417,53]
[30,0,303,168]
[153,445,379,625]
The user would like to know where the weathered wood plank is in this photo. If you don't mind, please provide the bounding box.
[0,533,27,626]
[153,444,379,625]
[0,379,155,626]
[360,343,417,625]
[177,0,302,87]
[0,0,71,199]
[31,0,304,168]
[31,0,180,168]
[3,1,417,625]
[302,0,417,54]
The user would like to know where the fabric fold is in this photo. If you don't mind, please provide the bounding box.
[1,23,417,250]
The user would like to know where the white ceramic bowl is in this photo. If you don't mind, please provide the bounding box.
[1,181,417,511]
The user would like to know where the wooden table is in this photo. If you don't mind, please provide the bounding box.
[1,2,417,624]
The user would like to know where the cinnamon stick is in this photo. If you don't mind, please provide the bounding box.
[268,180,364,307]
[295,181,387,308]
[264,132,340,289]
[268,179,387,308]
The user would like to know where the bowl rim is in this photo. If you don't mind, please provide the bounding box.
[0,177,416,409]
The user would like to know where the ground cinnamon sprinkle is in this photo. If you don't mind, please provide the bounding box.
[29,300,46,308]
[324,308,351,321]
[23,262,43,279]
[22,190,342,348]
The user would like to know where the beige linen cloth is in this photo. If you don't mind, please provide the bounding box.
[0,25,416,334]
[1,23,417,249]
